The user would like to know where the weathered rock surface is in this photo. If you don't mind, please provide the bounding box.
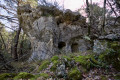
[93,40,108,54]
[18,5,91,60]
[18,5,120,60]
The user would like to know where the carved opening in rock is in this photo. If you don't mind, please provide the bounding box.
[58,42,66,49]
[71,43,79,52]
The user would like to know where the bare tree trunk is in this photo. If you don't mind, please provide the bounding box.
[12,27,21,61]
[102,0,106,35]
[11,0,22,61]
[19,34,25,58]
[86,0,92,35]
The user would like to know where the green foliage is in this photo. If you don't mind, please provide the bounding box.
[51,56,59,62]
[18,34,31,60]
[89,3,104,18]
[68,68,82,80]
[63,56,72,61]
[74,54,107,69]
[0,27,9,51]
[14,72,34,80]
[108,41,120,51]
[38,60,50,72]
[84,35,91,41]
[0,73,16,80]
[98,41,120,71]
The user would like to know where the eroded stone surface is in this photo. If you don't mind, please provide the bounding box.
[18,5,120,60]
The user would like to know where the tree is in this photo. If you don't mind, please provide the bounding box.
[89,3,103,20]
[0,0,38,61]
[0,23,6,51]
[101,0,106,34]
[86,0,91,35]
[107,0,120,25]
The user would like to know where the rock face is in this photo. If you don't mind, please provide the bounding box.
[18,5,120,60]
[93,40,108,54]
[18,5,91,60]
[28,17,59,60]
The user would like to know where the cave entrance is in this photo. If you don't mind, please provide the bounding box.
[58,42,66,50]
[71,43,79,53]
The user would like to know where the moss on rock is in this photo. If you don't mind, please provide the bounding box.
[63,56,72,61]
[0,73,16,80]
[30,73,49,80]
[51,56,59,62]
[39,73,49,78]
[14,72,34,80]
[74,55,91,69]
[38,60,50,72]
[68,68,82,80]
[50,60,59,71]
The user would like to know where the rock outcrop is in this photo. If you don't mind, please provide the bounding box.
[18,4,120,60]
[18,5,90,60]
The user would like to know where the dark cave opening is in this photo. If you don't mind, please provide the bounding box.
[58,42,66,49]
[71,43,79,53]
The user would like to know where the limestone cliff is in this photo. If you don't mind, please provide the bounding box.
[18,4,120,60]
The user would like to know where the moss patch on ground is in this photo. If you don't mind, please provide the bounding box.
[63,56,72,61]
[50,60,59,71]
[51,56,59,62]
[38,60,50,72]
[30,73,49,80]
[14,72,34,80]
[74,55,91,69]
[0,73,17,80]
[68,68,82,80]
